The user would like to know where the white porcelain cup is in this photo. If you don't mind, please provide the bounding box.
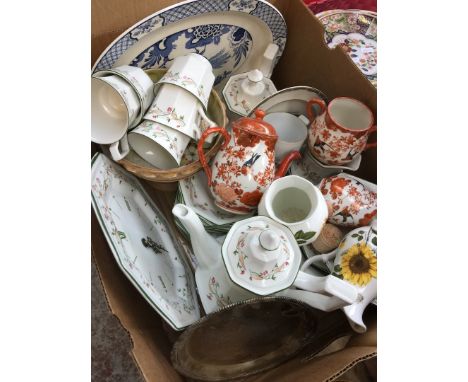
[91,75,140,161]
[127,120,191,169]
[105,65,155,120]
[155,53,214,109]
[145,83,217,142]
[258,175,328,246]
[264,112,309,162]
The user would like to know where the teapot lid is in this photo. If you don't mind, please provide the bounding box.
[222,216,301,296]
[233,109,278,140]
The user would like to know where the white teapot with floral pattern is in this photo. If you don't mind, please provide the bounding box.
[172,203,359,314]
[302,221,377,332]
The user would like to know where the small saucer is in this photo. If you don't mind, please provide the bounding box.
[290,149,361,185]
[309,150,362,171]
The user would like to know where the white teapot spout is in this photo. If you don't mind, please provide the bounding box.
[343,279,377,333]
[172,204,221,269]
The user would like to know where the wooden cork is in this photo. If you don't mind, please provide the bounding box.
[312,224,344,253]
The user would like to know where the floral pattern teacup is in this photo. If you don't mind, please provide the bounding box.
[145,83,217,141]
[127,120,191,170]
[307,97,376,165]
[155,53,214,109]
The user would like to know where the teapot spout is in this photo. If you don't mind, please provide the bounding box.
[172,204,221,269]
[342,279,377,333]
[275,150,301,179]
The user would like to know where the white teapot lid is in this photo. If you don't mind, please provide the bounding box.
[222,216,302,296]
[222,70,277,117]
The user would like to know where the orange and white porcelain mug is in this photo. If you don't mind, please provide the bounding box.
[307,97,376,165]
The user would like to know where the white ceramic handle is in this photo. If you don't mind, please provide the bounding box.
[276,289,350,312]
[109,134,130,161]
[293,271,358,305]
[196,105,218,142]
[198,105,216,128]
[302,250,337,273]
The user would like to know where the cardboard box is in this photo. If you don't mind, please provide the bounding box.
[91,1,377,380]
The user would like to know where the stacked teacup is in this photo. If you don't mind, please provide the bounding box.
[127,53,216,170]
[91,65,154,160]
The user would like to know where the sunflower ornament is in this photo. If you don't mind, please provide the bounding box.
[331,224,377,288]
[340,242,377,286]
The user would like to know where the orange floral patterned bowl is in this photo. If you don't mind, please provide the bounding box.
[319,173,377,227]
[115,69,227,184]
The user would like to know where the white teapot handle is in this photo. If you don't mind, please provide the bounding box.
[293,271,358,305]
[292,248,358,304]
[276,288,350,312]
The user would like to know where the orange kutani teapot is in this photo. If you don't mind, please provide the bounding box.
[197,109,301,214]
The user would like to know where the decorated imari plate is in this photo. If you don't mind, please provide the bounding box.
[91,153,200,330]
[92,0,287,88]
[316,10,377,87]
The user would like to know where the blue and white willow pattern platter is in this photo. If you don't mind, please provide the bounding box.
[92,0,287,86]
[91,153,200,330]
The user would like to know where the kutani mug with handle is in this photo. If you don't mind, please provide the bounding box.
[307,97,376,165]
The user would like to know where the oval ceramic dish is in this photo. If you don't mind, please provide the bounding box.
[92,0,287,89]
[116,69,228,183]
[91,153,201,330]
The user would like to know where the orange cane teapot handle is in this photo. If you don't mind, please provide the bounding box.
[306,98,327,124]
[197,127,231,187]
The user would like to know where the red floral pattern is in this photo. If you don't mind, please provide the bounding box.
[320,175,377,227]
[240,189,263,207]
[206,121,287,214]
[308,111,374,165]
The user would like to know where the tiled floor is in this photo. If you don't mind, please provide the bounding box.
[91,260,144,382]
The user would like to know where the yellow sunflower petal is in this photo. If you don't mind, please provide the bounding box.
[360,273,371,286]
[352,273,360,284]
